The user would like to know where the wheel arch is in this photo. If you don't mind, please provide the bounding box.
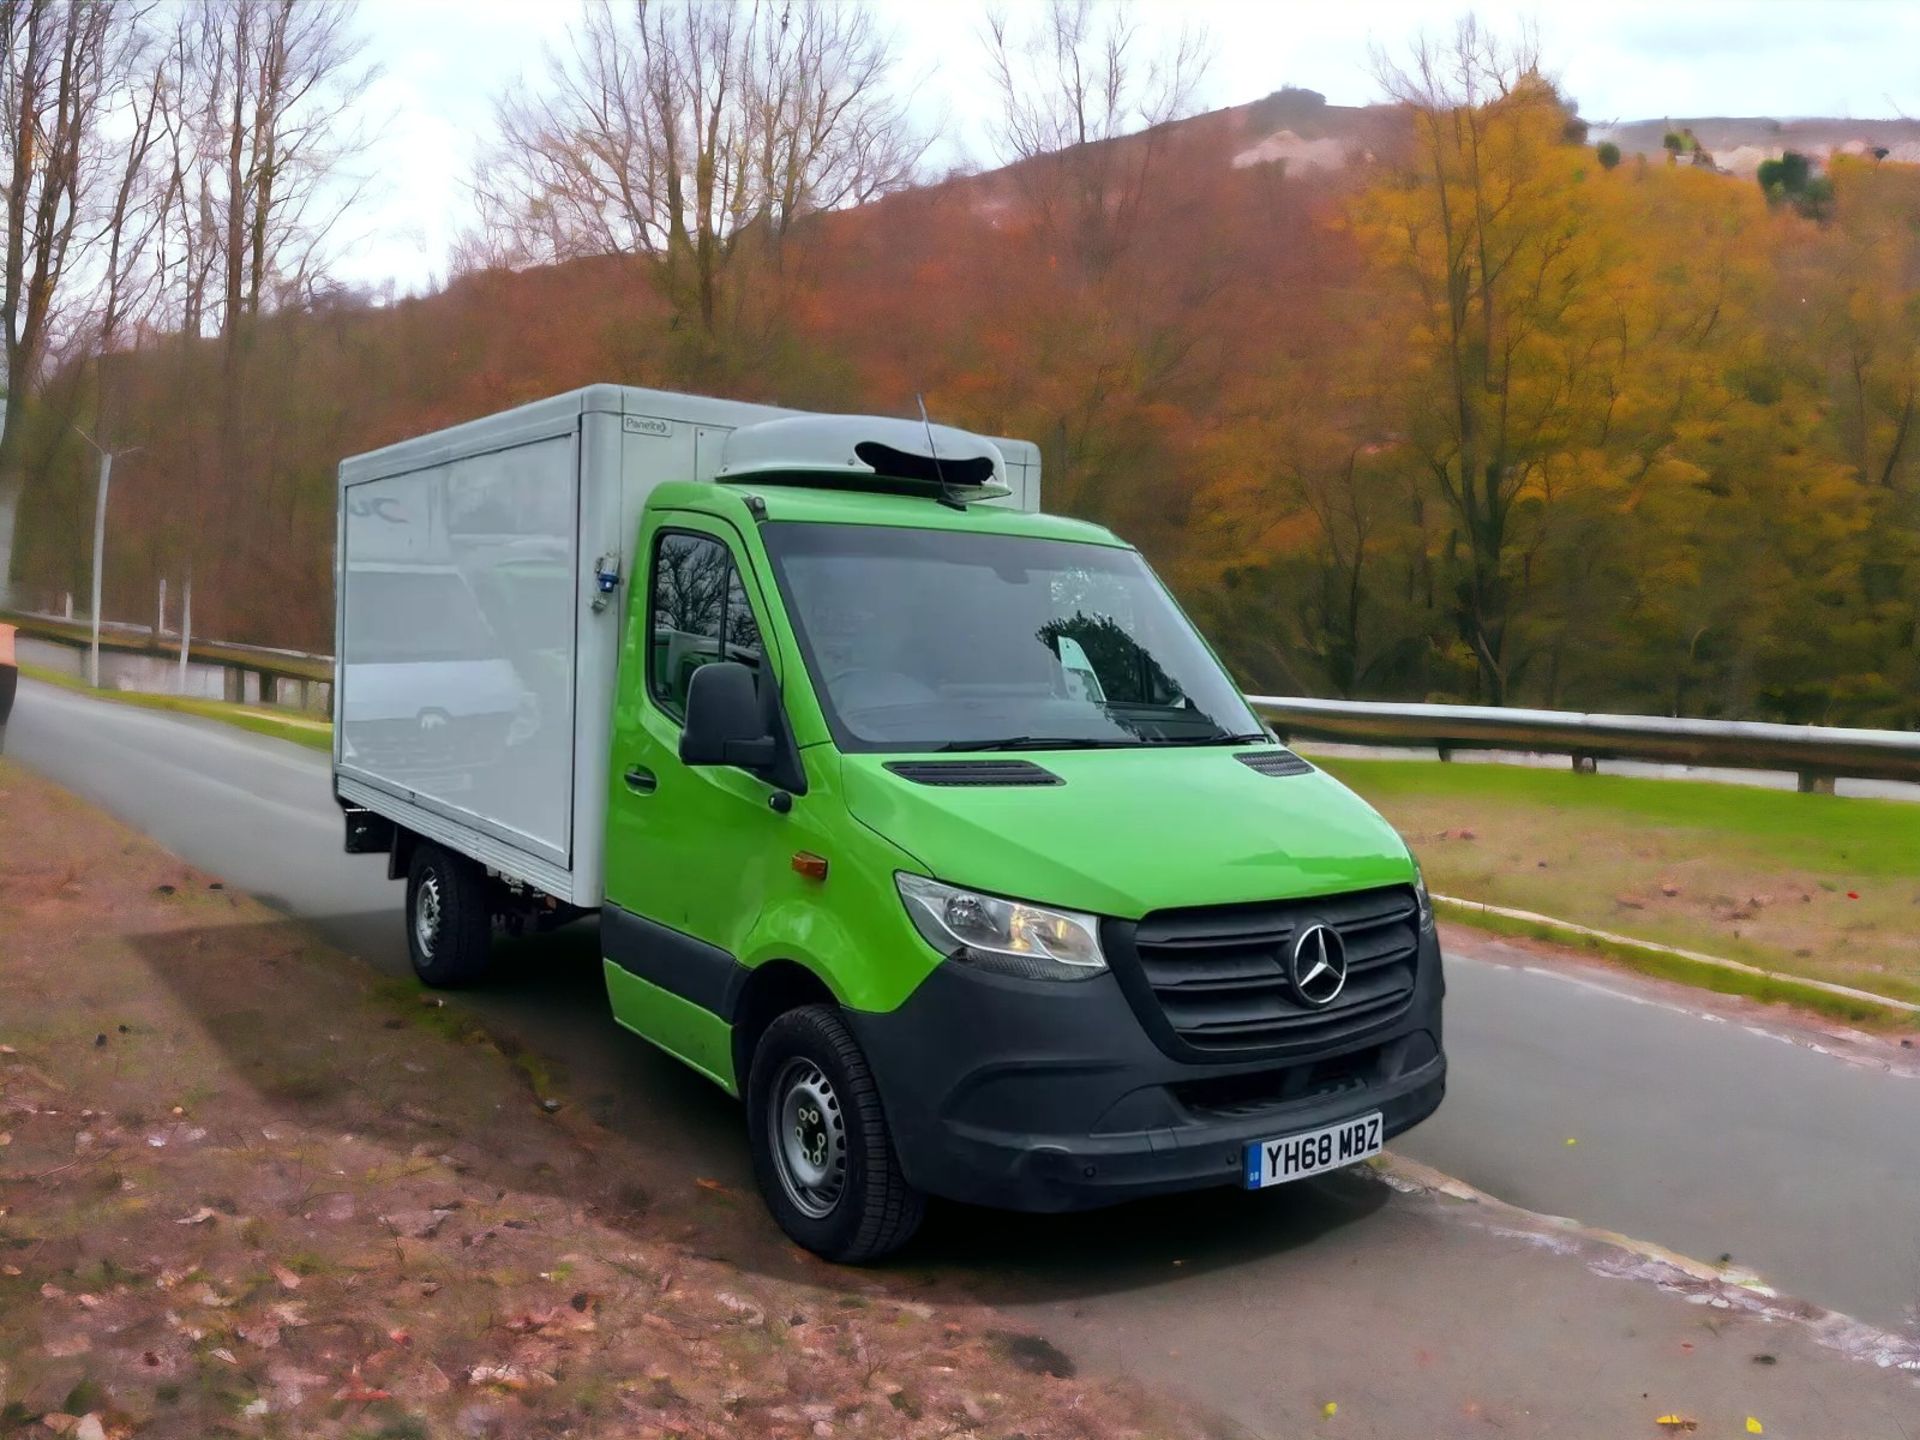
[730,958,839,1093]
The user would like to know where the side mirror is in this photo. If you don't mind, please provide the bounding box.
[680,661,778,771]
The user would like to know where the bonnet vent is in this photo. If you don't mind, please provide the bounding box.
[1235,749,1314,778]
[883,760,1064,787]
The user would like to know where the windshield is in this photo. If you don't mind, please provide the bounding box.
[761,522,1263,753]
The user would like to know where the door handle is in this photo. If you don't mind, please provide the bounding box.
[624,765,657,794]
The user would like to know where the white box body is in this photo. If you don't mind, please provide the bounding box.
[332,385,1042,907]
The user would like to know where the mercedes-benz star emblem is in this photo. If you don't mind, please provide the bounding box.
[1288,922,1349,1008]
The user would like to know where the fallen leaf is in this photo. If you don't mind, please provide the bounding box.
[1746,1420,1764,1435]
[715,1291,766,1325]
[467,1362,553,1392]
[74,1416,106,1440]
[271,1265,301,1290]
[1565,1138,1578,1147]
[175,1206,218,1225]
[1321,1400,1337,1419]
[1655,1417,1698,1433]
[1846,891,1860,900]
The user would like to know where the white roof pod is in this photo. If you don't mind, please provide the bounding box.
[716,414,1010,499]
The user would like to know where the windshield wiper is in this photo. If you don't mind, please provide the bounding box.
[934,736,1140,752]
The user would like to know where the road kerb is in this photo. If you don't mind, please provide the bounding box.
[1435,893,1920,1018]
[1373,1152,1920,1374]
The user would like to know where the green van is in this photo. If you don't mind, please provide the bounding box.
[334,389,1445,1261]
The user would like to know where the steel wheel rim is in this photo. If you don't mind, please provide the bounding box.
[769,1056,847,1220]
[415,872,442,958]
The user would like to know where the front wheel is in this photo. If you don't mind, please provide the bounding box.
[746,1005,924,1263]
[405,842,494,987]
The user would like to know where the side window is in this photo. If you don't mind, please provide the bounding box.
[648,531,763,722]
[722,564,765,668]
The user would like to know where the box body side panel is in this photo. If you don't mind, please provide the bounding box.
[336,429,580,874]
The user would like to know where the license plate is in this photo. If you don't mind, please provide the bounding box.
[1244,1111,1383,1189]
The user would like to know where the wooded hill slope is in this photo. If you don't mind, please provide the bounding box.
[13,80,1920,727]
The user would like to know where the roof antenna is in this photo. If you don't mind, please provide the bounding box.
[917,392,967,511]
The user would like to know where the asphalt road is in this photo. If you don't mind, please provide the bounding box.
[9,676,1920,1349]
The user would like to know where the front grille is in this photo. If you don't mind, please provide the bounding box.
[1109,885,1420,1057]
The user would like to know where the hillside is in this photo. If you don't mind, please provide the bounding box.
[10,79,1920,726]
[1592,115,1920,175]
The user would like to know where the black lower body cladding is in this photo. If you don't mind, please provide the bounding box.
[849,929,1446,1212]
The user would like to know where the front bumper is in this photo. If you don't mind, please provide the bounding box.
[849,929,1446,1212]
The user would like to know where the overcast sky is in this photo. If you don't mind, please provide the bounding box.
[344,0,1920,296]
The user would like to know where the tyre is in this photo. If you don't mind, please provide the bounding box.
[404,842,494,987]
[746,1004,924,1263]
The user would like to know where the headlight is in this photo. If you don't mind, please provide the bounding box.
[1412,862,1436,933]
[895,873,1107,982]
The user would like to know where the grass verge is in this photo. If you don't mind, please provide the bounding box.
[1316,755,1920,1008]
[18,660,332,752]
[1433,896,1916,1031]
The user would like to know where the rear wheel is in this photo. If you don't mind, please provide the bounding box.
[746,1004,923,1263]
[405,842,494,987]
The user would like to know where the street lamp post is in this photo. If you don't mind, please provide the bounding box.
[74,427,140,690]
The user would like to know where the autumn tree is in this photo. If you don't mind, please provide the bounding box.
[471,0,923,339]
[1358,21,1617,702]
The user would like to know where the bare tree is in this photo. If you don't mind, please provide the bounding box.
[144,0,377,342]
[982,0,1207,276]
[472,0,924,332]
[0,0,145,605]
[129,0,376,628]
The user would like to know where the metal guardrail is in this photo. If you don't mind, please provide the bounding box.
[1246,695,1920,791]
[3,610,332,684]
[11,608,1919,789]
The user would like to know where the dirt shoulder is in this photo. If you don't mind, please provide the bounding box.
[0,761,1208,1440]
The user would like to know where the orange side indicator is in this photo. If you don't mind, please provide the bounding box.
[792,852,829,882]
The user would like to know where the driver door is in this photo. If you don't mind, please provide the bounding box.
[603,517,789,1069]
